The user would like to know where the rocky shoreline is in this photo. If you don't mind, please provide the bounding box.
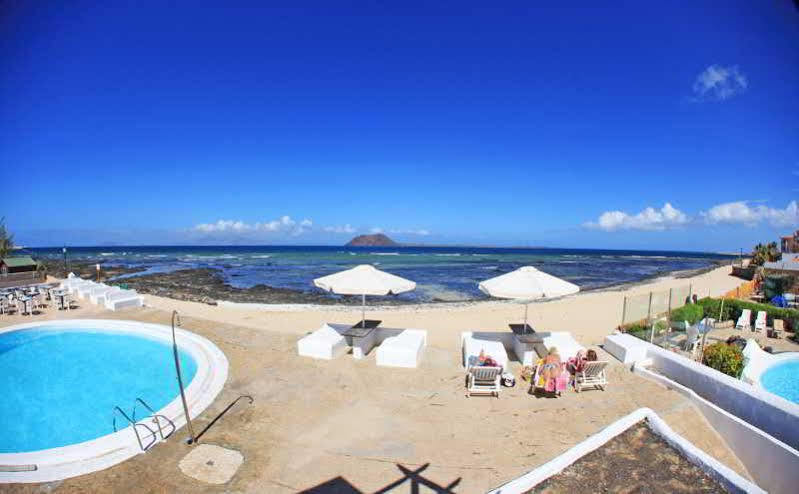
[44,260,381,306]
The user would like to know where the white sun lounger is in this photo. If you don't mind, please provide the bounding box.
[89,285,118,305]
[574,361,609,392]
[297,324,348,360]
[376,329,427,368]
[104,289,143,311]
[754,311,767,332]
[466,366,502,397]
[736,309,752,330]
[461,332,509,371]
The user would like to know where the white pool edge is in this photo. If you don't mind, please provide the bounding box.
[0,319,229,483]
[486,408,764,494]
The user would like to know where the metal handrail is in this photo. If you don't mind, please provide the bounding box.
[112,406,157,451]
[133,397,176,441]
[172,310,196,444]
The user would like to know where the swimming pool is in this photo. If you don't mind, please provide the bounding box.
[0,319,228,483]
[761,359,799,404]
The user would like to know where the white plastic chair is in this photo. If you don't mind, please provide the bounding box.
[574,361,609,392]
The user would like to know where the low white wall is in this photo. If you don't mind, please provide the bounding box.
[486,408,763,494]
[635,366,799,494]
[643,339,799,450]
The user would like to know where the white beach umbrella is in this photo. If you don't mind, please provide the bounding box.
[313,264,416,327]
[478,266,580,331]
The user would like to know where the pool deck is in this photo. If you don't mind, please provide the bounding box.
[1,302,780,493]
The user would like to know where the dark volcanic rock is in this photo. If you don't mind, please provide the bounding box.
[117,268,343,305]
[345,233,398,247]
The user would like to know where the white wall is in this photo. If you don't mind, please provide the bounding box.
[643,340,799,450]
[636,366,799,494]
[486,408,764,494]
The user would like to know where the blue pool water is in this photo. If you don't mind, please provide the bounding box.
[0,326,197,453]
[760,359,799,404]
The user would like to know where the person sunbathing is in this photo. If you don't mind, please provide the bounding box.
[540,347,563,382]
[568,349,587,374]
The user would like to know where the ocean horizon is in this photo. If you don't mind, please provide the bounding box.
[27,245,737,303]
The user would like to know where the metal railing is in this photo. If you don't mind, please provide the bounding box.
[133,398,176,441]
[112,406,157,452]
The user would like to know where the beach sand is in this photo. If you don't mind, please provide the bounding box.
[2,264,771,493]
[140,264,745,349]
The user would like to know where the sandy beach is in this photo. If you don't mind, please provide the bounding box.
[140,263,744,350]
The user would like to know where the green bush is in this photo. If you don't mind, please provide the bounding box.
[697,298,734,322]
[669,303,704,326]
[697,297,799,331]
[702,343,744,378]
[623,320,667,341]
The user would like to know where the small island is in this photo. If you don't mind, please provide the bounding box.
[345,233,398,247]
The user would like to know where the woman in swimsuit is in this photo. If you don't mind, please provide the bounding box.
[540,347,562,382]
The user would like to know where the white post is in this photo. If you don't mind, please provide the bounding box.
[361,293,366,328]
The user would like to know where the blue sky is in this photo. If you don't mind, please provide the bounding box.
[2,1,797,251]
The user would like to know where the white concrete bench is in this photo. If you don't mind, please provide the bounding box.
[297,324,348,360]
[376,329,427,368]
[538,332,586,360]
[104,289,144,311]
[462,332,509,371]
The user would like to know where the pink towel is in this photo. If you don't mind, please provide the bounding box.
[544,374,569,393]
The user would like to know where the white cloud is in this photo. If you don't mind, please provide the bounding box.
[702,201,798,227]
[193,220,251,233]
[584,203,688,232]
[193,215,313,236]
[323,224,356,234]
[692,64,748,101]
[369,227,384,234]
[389,228,431,236]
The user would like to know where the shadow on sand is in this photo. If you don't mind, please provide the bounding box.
[299,462,461,493]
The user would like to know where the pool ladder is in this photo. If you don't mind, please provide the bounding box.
[112,398,176,452]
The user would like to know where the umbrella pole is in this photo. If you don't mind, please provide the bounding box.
[524,303,529,333]
[361,293,366,328]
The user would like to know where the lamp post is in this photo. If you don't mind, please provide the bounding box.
[62,246,68,277]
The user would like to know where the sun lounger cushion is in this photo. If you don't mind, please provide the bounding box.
[461,332,509,371]
[376,329,426,368]
[297,324,348,360]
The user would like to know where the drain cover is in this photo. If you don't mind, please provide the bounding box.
[179,444,243,484]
